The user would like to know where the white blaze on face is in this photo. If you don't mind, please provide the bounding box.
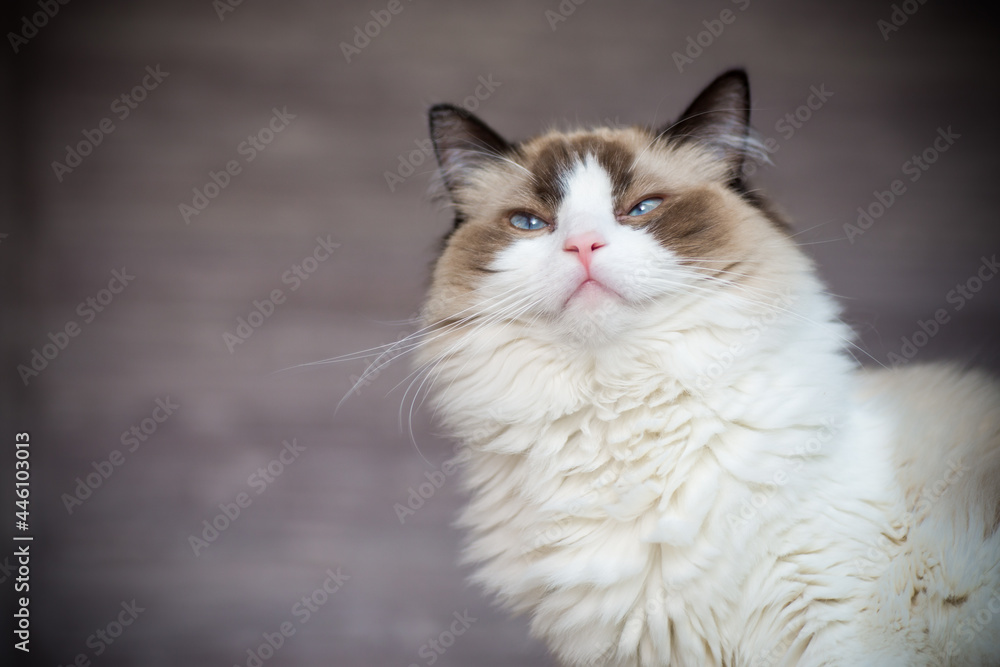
[556,157,619,304]
[557,156,619,245]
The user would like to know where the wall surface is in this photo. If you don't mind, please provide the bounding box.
[3,1,999,665]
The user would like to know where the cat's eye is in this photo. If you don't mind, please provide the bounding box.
[510,212,549,231]
[627,197,663,216]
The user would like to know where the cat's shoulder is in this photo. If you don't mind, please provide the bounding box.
[859,362,1000,538]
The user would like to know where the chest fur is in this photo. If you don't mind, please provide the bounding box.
[453,390,886,665]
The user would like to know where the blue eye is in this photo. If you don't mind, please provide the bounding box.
[627,197,663,216]
[510,212,549,231]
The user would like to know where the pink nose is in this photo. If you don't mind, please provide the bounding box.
[563,232,606,271]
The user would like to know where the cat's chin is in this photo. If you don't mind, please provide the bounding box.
[553,284,633,344]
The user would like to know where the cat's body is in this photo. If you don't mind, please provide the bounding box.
[411,71,1000,665]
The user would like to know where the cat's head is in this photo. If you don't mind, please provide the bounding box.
[423,70,807,347]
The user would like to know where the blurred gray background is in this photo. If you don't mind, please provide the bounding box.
[2,1,999,665]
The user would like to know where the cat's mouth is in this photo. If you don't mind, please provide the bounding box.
[564,278,621,307]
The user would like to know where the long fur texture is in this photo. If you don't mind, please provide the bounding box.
[412,70,1000,666]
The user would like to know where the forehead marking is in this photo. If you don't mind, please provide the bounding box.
[557,157,617,234]
[527,136,636,212]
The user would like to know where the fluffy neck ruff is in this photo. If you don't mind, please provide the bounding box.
[416,270,897,666]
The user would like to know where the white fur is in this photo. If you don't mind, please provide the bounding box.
[416,159,1000,666]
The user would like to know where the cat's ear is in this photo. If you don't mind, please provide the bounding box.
[661,69,751,178]
[429,104,512,196]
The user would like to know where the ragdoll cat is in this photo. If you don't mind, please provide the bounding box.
[409,70,1000,666]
